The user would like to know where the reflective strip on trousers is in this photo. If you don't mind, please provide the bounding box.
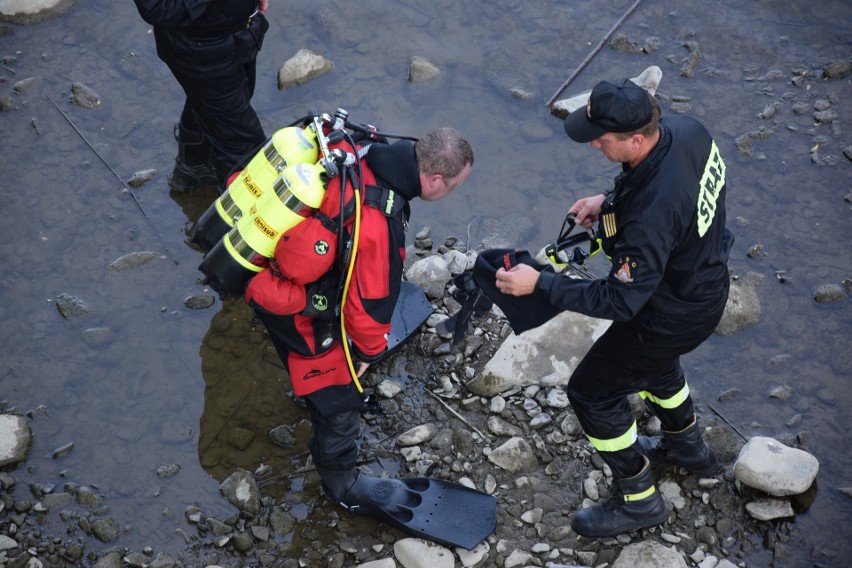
[639,382,691,409]
[587,421,638,453]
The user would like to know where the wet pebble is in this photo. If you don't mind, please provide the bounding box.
[184,294,216,309]
[82,326,114,347]
[70,81,101,108]
[127,168,158,187]
[814,283,846,303]
[109,251,159,271]
[55,293,91,318]
[51,442,74,459]
[156,464,180,478]
[768,384,794,400]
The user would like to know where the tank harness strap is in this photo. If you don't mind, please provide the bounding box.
[364,185,407,220]
[315,209,340,234]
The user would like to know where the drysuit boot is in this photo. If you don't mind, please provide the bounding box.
[570,457,668,538]
[637,416,719,477]
[316,466,358,504]
[169,123,219,192]
[317,467,419,519]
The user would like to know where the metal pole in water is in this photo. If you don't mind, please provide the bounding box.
[545,0,645,109]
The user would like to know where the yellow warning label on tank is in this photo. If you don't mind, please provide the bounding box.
[243,174,265,200]
[253,215,279,240]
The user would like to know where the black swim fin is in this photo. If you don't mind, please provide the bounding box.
[333,472,496,549]
[386,281,434,356]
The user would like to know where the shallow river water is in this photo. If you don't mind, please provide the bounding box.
[1,0,850,565]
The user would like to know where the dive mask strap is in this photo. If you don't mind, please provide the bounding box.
[544,213,601,270]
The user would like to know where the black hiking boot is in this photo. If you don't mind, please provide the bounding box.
[571,457,669,538]
[169,123,219,192]
[637,415,720,477]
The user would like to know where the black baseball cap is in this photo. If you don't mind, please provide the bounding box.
[563,80,653,143]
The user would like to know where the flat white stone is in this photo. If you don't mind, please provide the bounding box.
[393,538,454,568]
[745,497,795,521]
[734,436,819,496]
[554,65,663,114]
[0,414,32,468]
[0,0,75,24]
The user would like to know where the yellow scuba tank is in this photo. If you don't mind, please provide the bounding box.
[199,161,329,296]
[193,125,320,252]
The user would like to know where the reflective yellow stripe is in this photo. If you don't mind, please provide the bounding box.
[624,485,656,502]
[696,140,726,237]
[587,421,637,453]
[639,383,690,409]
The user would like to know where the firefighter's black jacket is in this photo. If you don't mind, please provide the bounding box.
[537,115,733,322]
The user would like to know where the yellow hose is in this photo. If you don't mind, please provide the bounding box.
[339,181,364,393]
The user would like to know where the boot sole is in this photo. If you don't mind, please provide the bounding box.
[571,507,670,538]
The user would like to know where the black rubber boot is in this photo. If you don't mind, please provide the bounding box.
[169,123,220,192]
[637,416,719,477]
[571,457,669,538]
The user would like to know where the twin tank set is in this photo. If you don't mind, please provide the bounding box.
[194,109,352,295]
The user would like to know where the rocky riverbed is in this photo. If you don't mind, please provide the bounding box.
[1,0,850,567]
[0,232,829,568]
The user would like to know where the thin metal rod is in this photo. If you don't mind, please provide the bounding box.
[426,388,490,442]
[47,95,149,218]
[708,402,749,442]
[545,0,645,108]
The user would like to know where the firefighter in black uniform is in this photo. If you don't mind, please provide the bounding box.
[494,79,733,538]
[133,0,270,192]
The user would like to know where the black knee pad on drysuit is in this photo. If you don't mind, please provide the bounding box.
[304,383,364,470]
[473,249,564,334]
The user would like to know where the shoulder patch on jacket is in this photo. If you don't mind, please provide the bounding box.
[614,256,637,284]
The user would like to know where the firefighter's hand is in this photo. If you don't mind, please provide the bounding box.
[569,193,606,229]
[495,264,539,296]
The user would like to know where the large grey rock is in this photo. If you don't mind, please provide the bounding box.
[405,255,451,299]
[0,0,75,25]
[219,469,261,516]
[715,275,761,336]
[733,436,819,496]
[486,437,538,473]
[408,56,440,83]
[277,49,334,90]
[468,311,610,396]
[0,414,32,467]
